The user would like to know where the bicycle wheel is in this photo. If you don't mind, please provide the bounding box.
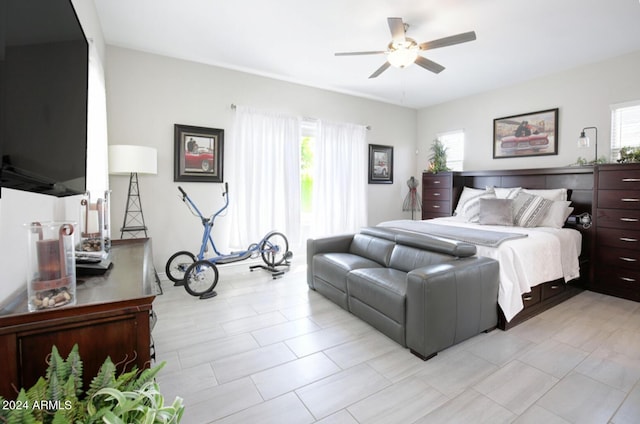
[165,251,196,283]
[260,232,289,267]
[184,260,219,297]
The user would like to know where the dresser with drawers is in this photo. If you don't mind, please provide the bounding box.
[421,172,454,219]
[593,163,640,301]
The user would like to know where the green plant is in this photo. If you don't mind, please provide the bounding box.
[618,146,640,163]
[0,345,183,424]
[575,155,608,166]
[427,139,450,173]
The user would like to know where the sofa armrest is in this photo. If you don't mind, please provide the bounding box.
[306,234,354,287]
[405,256,499,360]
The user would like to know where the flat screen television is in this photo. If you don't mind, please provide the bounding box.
[0,0,88,197]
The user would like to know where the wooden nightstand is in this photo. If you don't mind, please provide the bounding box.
[422,172,454,219]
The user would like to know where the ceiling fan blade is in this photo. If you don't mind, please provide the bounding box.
[415,56,445,74]
[419,31,477,51]
[369,61,391,79]
[335,51,386,56]
[387,17,406,45]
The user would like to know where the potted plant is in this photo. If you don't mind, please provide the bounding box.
[618,146,640,163]
[427,139,450,173]
[0,345,184,423]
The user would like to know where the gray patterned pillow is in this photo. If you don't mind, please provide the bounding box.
[512,192,553,227]
[461,188,496,223]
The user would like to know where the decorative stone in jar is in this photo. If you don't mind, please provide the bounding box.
[25,222,77,312]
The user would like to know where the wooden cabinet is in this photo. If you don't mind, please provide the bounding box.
[422,172,454,219]
[0,239,157,399]
[593,164,640,301]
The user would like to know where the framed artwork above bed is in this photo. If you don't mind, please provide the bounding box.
[493,108,559,159]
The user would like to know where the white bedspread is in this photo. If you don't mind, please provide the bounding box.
[378,217,581,322]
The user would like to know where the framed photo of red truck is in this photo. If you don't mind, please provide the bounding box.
[174,124,224,182]
[493,108,558,159]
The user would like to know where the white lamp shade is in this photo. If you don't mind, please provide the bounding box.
[577,132,590,148]
[109,145,158,175]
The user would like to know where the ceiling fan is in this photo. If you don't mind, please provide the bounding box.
[335,17,476,79]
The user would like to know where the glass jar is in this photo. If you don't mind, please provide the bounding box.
[25,221,77,312]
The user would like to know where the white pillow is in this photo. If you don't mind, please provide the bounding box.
[522,188,567,201]
[460,188,496,223]
[537,201,574,229]
[512,192,553,228]
[454,187,486,216]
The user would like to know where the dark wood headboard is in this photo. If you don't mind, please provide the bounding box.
[452,166,595,216]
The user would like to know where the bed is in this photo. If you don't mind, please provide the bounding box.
[383,166,594,329]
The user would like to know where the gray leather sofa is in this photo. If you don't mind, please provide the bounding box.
[307,227,499,360]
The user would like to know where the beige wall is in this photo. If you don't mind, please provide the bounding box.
[104,46,417,269]
[416,50,640,176]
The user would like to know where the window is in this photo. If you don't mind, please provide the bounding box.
[611,101,640,162]
[437,130,465,171]
[300,119,317,227]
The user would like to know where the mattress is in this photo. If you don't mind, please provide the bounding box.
[378,217,582,322]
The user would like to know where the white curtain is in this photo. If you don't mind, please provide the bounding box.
[86,41,109,198]
[312,120,368,237]
[229,106,301,249]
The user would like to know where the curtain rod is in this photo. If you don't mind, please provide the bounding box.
[230,104,371,130]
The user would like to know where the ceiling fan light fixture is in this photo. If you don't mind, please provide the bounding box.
[388,45,418,68]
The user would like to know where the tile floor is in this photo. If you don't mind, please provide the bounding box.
[153,259,640,424]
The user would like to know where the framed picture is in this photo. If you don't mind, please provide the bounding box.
[368,144,393,184]
[174,124,224,182]
[493,108,558,159]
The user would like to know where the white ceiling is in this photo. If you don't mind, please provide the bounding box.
[93,0,640,110]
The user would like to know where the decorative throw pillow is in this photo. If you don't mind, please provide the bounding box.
[478,198,514,226]
[454,186,486,216]
[460,188,496,223]
[492,187,522,200]
[512,192,553,227]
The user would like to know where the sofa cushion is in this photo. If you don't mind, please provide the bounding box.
[388,244,459,273]
[347,268,407,324]
[349,234,395,267]
[313,253,382,293]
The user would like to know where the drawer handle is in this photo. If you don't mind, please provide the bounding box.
[433,192,441,196]
[434,180,441,184]
[619,257,638,262]
[550,285,560,290]
[620,237,638,242]
[622,178,640,182]
[620,277,637,283]
[621,217,639,222]
[523,294,533,301]
[621,198,640,202]
[432,205,441,209]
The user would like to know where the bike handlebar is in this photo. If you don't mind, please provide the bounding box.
[178,186,187,199]
[224,182,228,196]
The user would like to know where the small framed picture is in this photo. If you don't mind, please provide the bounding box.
[368,144,393,184]
[493,108,558,159]
[174,124,224,182]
